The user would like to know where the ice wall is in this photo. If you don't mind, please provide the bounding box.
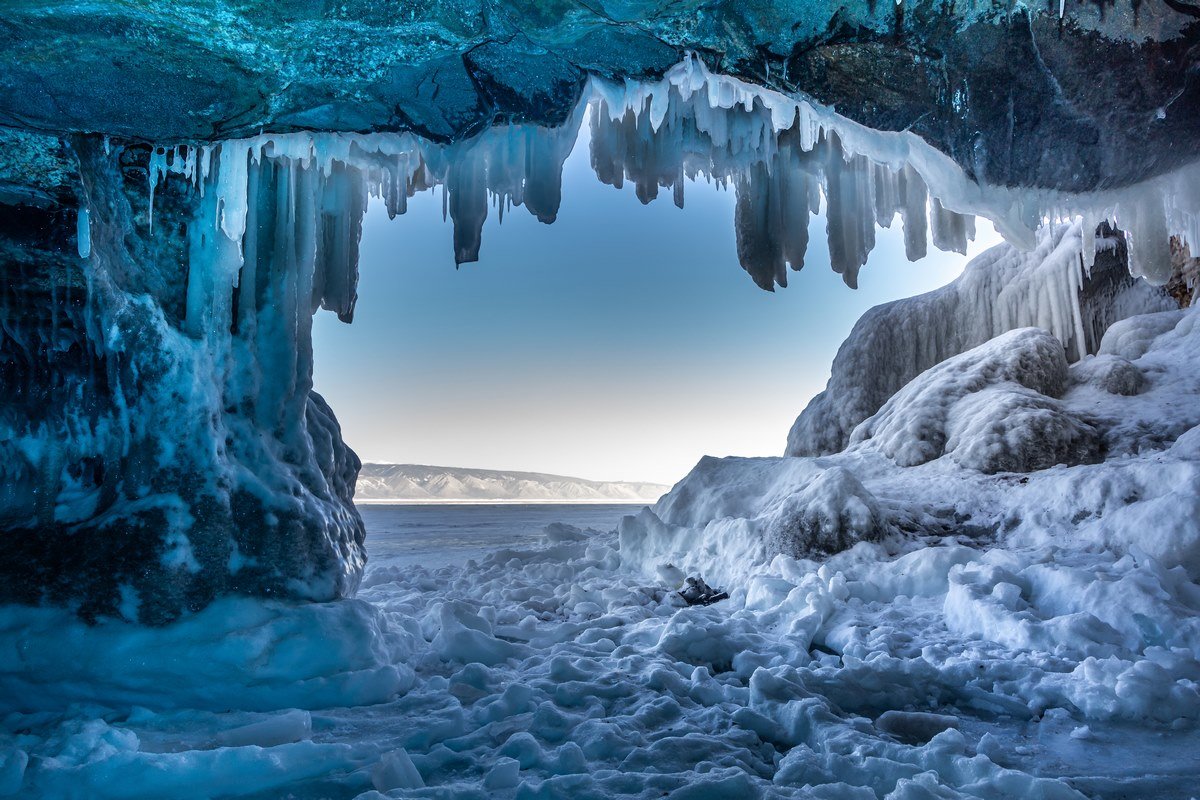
[0,138,368,623]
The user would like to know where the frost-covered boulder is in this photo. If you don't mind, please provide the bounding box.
[942,386,1102,474]
[765,467,883,558]
[620,457,888,583]
[849,328,1101,473]
[787,223,1174,457]
[1069,354,1145,396]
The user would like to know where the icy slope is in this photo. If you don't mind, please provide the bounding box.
[356,464,669,503]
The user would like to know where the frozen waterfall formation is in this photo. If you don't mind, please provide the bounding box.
[2,1,1200,620]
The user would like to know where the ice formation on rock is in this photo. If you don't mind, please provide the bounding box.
[1,6,1199,795]
[849,327,1104,474]
[7,0,1198,196]
[0,111,589,620]
[626,226,1200,586]
[787,222,1177,456]
[0,136,371,623]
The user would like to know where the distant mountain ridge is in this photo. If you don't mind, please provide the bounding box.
[355,463,670,503]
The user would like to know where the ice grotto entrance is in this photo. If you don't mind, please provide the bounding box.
[3,57,1199,623]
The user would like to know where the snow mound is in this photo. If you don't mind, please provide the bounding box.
[0,598,414,713]
[621,457,889,585]
[943,386,1102,474]
[1069,354,1144,395]
[1097,308,1189,360]
[765,467,883,558]
[850,327,1101,473]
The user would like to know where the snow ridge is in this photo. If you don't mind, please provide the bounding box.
[356,464,669,503]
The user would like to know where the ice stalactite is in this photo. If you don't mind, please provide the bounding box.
[145,57,1200,299]
[149,101,587,274]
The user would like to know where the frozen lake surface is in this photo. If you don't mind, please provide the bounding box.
[359,503,646,568]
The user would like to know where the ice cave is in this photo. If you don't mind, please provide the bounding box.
[1,1,1200,798]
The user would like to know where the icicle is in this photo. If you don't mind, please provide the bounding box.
[76,207,91,259]
[1122,197,1174,285]
[133,57,1200,305]
[147,146,168,233]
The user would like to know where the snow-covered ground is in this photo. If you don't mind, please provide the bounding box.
[2,233,1199,798]
[3,506,1199,798]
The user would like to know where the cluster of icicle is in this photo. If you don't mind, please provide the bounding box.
[589,55,1200,287]
[139,54,1200,305]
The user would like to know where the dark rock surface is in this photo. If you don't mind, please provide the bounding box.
[1,2,1197,191]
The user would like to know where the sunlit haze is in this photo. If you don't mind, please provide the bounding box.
[313,118,1003,485]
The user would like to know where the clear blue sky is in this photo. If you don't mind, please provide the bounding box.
[313,119,1001,485]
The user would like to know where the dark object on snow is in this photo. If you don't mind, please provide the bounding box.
[679,577,729,606]
[876,711,960,744]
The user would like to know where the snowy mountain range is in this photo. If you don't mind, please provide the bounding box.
[355,464,670,503]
